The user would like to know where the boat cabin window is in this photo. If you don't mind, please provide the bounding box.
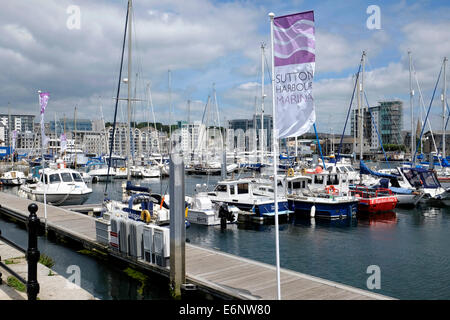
[289,181,303,189]
[337,167,344,173]
[314,175,324,184]
[40,174,49,184]
[230,185,235,195]
[345,166,355,172]
[403,169,422,188]
[60,172,73,182]
[421,172,440,188]
[49,174,61,184]
[214,184,227,192]
[72,173,83,182]
[237,183,249,194]
[328,175,339,185]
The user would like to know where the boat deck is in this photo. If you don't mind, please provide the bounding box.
[0,192,392,300]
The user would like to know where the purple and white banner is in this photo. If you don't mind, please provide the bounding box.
[273,11,315,138]
[39,92,50,148]
[60,133,67,152]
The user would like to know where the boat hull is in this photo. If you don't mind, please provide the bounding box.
[289,199,358,219]
[357,196,398,213]
[211,199,290,218]
[0,178,25,186]
[21,191,91,206]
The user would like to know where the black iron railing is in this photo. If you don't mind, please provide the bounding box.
[0,203,40,300]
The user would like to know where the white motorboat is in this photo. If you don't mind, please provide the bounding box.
[131,165,161,178]
[397,167,450,206]
[0,170,26,186]
[187,184,239,225]
[205,178,291,218]
[86,163,116,182]
[18,168,92,206]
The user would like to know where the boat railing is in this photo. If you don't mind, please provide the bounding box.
[350,186,393,198]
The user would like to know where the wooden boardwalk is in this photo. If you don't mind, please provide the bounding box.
[0,192,392,300]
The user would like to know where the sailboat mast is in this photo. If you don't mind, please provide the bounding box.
[54,112,57,157]
[261,43,265,163]
[168,69,172,154]
[409,51,414,162]
[443,57,447,158]
[359,51,365,162]
[126,0,132,180]
[8,105,12,168]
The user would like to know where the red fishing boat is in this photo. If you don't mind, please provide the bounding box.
[350,186,398,213]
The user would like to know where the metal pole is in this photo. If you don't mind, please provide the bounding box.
[126,0,132,181]
[443,57,447,158]
[169,151,185,298]
[269,12,281,301]
[26,203,40,300]
[261,43,265,164]
[359,52,365,162]
[168,69,172,154]
[38,91,48,232]
[409,51,415,162]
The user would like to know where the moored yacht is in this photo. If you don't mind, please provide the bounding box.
[18,168,92,206]
[285,174,359,219]
[0,170,26,186]
[205,178,291,218]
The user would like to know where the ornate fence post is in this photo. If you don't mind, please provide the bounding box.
[26,203,40,300]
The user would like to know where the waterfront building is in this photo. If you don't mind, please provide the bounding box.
[227,114,273,152]
[49,118,93,136]
[107,125,166,158]
[179,121,207,155]
[0,113,35,146]
[351,100,403,152]
[423,131,450,156]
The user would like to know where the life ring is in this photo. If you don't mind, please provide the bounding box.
[287,168,295,177]
[141,210,151,223]
[325,185,339,195]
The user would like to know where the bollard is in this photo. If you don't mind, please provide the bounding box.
[26,203,40,301]
[169,152,186,299]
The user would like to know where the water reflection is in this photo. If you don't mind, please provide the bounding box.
[356,211,397,227]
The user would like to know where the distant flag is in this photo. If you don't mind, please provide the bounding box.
[272,11,315,138]
[39,92,50,147]
[60,133,67,152]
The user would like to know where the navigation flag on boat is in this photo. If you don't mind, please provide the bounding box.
[272,11,315,139]
[39,92,50,147]
[60,133,67,152]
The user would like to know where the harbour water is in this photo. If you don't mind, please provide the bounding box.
[1,173,450,300]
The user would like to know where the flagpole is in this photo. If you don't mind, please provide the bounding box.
[38,90,48,232]
[269,12,281,301]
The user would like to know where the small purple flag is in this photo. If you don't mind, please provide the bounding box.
[39,92,50,115]
[39,92,50,147]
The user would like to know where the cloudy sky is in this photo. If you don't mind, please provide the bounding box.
[0,0,449,135]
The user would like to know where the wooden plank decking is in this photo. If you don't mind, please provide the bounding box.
[0,192,393,300]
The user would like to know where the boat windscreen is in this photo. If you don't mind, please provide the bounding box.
[49,174,61,184]
[61,172,73,182]
[419,171,440,188]
[72,173,83,182]
[402,169,423,188]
